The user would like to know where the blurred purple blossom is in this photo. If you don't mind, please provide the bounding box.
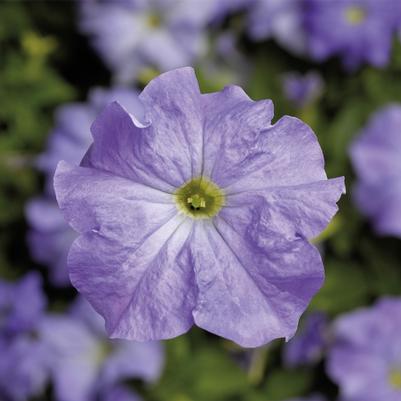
[305,0,401,70]
[248,0,307,55]
[0,336,50,401]
[282,71,324,109]
[327,298,401,401]
[40,298,163,401]
[0,274,50,401]
[26,87,142,286]
[79,0,214,83]
[54,67,344,347]
[284,312,328,368]
[0,273,46,337]
[350,105,401,237]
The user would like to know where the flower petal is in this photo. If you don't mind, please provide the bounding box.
[227,177,345,240]
[200,85,274,183]
[54,161,196,340]
[190,203,323,347]
[54,161,175,236]
[138,67,204,180]
[84,68,203,191]
[69,217,195,341]
[205,111,327,191]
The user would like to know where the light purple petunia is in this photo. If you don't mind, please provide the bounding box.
[54,67,345,347]
[0,336,50,401]
[0,273,50,401]
[247,0,307,55]
[79,0,214,83]
[327,298,401,401]
[0,272,46,336]
[26,87,142,286]
[282,71,324,109]
[283,312,327,367]
[304,0,401,70]
[350,105,401,237]
[40,297,163,401]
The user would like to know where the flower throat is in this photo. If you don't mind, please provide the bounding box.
[174,177,225,219]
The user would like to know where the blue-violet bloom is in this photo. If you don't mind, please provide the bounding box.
[284,312,328,367]
[79,0,213,83]
[0,272,46,337]
[0,274,49,401]
[248,0,307,55]
[54,67,345,347]
[282,71,324,109]
[350,105,401,237]
[304,0,401,70]
[40,297,163,401]
[327,298,401,401]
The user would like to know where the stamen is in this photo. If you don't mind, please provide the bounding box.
[175,177,224,219]
[390,369,401,390]
[345,6,366,25]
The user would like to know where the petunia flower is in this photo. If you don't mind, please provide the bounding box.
[350,105,401,237]
[283,312,328,367]
[247,0,307,55]
[327,298,401,401]
[26,87,142,286]
[0,273,50,401]
[0,335,50,401]
[79,0,214,83]
[0,272,46,337]
[54,67,345,348]
[282,71,324,110]
[304,0,401,70]
[40,297,163,401]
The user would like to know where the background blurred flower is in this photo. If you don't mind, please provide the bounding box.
[350,104,401,237]
[0,335,50,401]
[284,312,328,368]
[0,274,49,401]
[26,87,142,286]
[327,298,401,401]
[79,0,215,83]
[40,298,163,401]
[304,0,401,70]
[282,71,324,109]
[54,67,344,348]
[0,273,46,336]
[248,0,307,55]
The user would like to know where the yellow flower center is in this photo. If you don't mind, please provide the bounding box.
[175,177,225,219]
[147,14,162,28]
[389,369,401,390]
[345,6,366,25]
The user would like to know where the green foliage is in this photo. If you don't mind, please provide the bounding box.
[310,260,370,315]
[0,3,74,277]
[151,335,250,401]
